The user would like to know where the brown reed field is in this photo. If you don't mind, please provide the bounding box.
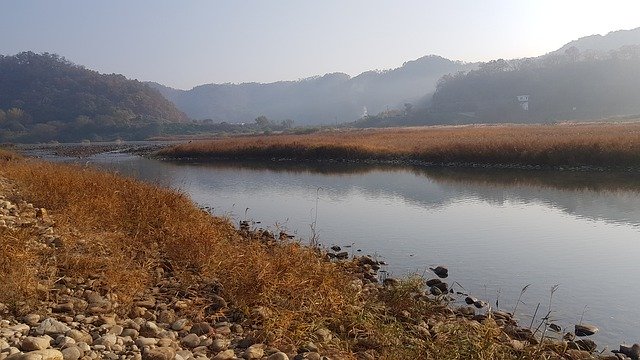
[0,152,605,359]
[157,121,640,168]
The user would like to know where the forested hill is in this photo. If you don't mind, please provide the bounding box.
[0,52,188,143]
[429,45,640,123]
[149,55,473,125]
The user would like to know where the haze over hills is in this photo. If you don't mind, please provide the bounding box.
[150,27,640,127]
[356,27,640,127]
[0,52,188,142]
[148,55,475,125]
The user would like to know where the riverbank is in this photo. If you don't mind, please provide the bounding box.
[155,122,640,170]
[0,152,633,359]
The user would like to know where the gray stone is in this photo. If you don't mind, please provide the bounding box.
[620,344,640,360]
[171,319,188,331]
[180,334,200,349]
[574,324,599,337]
[211,339,229,352]
[93,334,116,348]
[35,319,70,336]
[190,323,212,336]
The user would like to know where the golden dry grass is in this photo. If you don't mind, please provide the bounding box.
[158,122,640,167]
[0,153,591,359]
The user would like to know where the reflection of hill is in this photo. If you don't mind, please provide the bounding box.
[160,160,640,227]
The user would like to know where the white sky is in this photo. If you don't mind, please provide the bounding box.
[1,0,639,89]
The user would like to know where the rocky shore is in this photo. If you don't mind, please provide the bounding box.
[0,178,333,360]
[1,160,640,360]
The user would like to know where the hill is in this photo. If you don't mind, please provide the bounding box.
[149,55,473,125]
[554,27,640,54]
[0,52,188,143]
[356,28,640,127]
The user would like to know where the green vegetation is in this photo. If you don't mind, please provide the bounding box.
[0,52,188,143]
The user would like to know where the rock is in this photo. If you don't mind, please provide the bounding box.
[64,330,91,345]
[107,325,123,336]
[93,334,116,349]
[313,328,332,343]
[335,252,349,260]
[22,314,41,327]
[60,346,82,360]
[268,352,289,360]
[429,266,448,278]
[171,319,189,331]
[212,349,235,360]
[464,296,477,305]
[457,306,475,317]
[565,349,593,359]
[6,349,64,360]
[211,339,230,352]
[243,344,264,359]
[180,334,200,348]
[140,322,161,338]
[190,323,212,336]
[121,329,139,339]
[473,300,488,309]
[574,324,599,337]
[52,303,73,314]
[35,319,70,336]
[20,337,51,351]
[429,286,443,296]
[143,347,176,360]
[570,339,597,352]
[619,344,640,360]
[135,337,158,348]
[330,246,341,252]
[298,342,318,353]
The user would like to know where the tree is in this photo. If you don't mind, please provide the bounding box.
[255,115,270,127]
[281,119,294,129]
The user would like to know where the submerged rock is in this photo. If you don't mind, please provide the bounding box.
[429,266,448,278]
[575,324,599,337]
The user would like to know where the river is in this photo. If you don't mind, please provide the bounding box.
[34,148,640,348]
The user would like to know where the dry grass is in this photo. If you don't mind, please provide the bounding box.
[0,153,586,359]
[158,122,640,168]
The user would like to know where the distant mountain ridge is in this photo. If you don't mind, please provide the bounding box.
[0,52,188,142]
[148,55,475,125]
[554,27,640,54]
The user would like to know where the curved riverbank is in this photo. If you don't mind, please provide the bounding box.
[154,122,640,171]
[0,153,635,359]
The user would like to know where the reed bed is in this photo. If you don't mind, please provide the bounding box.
[157,122,640,168]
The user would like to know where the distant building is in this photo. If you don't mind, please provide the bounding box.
[517,95,530,111]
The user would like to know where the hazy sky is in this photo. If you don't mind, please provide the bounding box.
[2,0,639,89]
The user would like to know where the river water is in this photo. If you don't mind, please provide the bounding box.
[41,150,640,348]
